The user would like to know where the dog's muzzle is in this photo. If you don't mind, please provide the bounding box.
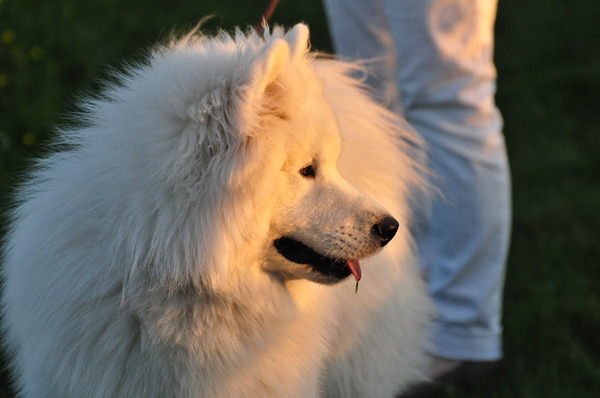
[273,215,399,282]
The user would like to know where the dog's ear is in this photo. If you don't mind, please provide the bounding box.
[237,38,290,121]
[284,24,310,59]
[241,24,310,121]
[254,38,290,92]
[250,23,309,93]
[185,37,291,139]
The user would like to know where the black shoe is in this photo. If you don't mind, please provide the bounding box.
[398,359,500,398]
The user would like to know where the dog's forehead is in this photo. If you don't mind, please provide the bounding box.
[297,105,341,160]
[314,100,342,154]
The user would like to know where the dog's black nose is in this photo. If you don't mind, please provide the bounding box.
[372,216,399,246]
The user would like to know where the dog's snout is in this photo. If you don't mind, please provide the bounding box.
[372,216,399,246]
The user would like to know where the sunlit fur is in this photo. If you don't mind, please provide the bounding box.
[2,24,432,397]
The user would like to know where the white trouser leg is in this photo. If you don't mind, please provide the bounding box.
[324,0,511,361]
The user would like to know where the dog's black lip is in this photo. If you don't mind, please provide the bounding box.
[273,237,352,280]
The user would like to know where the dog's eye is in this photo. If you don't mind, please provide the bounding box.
[299,164,316,178]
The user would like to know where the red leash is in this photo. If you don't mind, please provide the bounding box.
[255,0,281,34]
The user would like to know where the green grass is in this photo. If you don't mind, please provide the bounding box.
[1,1,599,397]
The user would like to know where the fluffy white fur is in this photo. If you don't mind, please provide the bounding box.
[2,24,432,397]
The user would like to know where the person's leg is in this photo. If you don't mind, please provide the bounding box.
[325,0,511,362]
[323,0,402,113]
[382,0,510,361]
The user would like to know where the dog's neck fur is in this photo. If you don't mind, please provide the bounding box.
[124,263,335,397]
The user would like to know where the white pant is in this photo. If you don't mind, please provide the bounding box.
[324,0,511,361]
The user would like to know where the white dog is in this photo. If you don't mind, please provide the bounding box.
[1,24,432,397]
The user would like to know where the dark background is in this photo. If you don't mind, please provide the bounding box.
[1,1,599,396]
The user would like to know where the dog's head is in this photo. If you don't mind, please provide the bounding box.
[100,24,416,292]
[258,77,401,284]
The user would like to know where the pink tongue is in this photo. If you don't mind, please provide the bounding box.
[346,259,362,282]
